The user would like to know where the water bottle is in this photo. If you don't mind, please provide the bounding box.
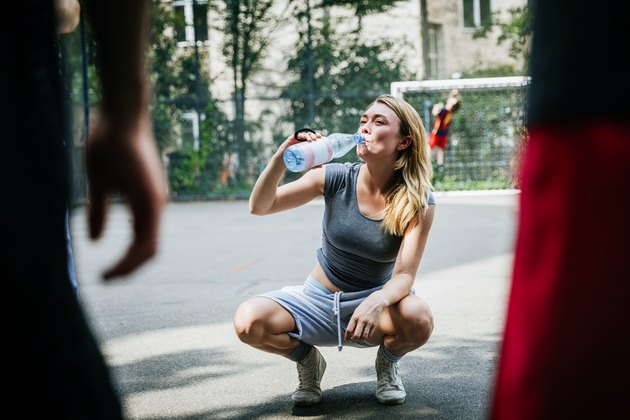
[283,132,365,172]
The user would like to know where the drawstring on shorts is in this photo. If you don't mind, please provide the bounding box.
[333,291,343,351]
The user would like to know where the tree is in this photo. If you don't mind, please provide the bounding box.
[149,2,184,156]
[222,0,275,182]
[293,0,405,119]
[473,1,534,73]
[321,0,404,31]
[151,1,231,197]
[280,0,411,138]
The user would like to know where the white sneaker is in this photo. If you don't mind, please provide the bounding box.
[375,346,406,405]
[291,346,327,406]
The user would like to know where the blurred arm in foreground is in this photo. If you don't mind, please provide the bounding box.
[82,0,167,280]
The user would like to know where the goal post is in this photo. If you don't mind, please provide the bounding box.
[390,76,530,98]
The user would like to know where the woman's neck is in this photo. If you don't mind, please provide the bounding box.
[361,162,398,196]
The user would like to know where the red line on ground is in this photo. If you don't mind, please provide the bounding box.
[229,256,272,272]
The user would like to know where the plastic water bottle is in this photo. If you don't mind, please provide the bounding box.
[283,132,365,172]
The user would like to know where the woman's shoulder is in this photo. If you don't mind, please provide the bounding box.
[426,189,436,206]
[325,161,361,176]
[323,162,362,196]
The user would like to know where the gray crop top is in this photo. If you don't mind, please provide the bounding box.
[316,162,436,292]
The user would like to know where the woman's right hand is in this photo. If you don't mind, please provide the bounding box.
[274,130,322,158]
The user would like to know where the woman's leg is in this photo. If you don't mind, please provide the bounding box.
[233,297,300,356]
[233,296,327,407]
[372,294,434,354]
[369,294,434,405]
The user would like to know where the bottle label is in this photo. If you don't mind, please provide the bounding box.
[303,139,333,169]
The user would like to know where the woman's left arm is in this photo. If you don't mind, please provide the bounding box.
[345,204,436,342]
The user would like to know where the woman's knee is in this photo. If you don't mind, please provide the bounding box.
[233,300,267,345]
[398,299,434,346]
[233,297,294,346]
[409,308,434,345]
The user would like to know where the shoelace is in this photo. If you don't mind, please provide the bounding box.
[377,356,403,390]
[297,354,319,390]
[333,291,343,351]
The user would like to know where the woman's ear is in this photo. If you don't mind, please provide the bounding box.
[397,136,412,151]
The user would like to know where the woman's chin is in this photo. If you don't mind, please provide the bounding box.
[357,144,368,157]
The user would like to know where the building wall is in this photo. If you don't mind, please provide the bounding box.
[427,0,527,78]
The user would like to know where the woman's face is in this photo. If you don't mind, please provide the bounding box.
[357,101,405,160]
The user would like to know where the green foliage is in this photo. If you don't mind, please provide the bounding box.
[320,0,405,22]
[495,6,533,65]
[175,102,220,194]
[472,4,533,73]
[221,0,275,181]
[168,147,207,193]
[65,0,523,199]
[150,1,236,198]
[280,2,412,137]
[464,64,520,78]
[432,174,513,192]
[150,2,198,155]
[222,0,275,81]
[270,0,412,185]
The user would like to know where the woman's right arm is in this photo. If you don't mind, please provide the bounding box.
[249,134,325,215]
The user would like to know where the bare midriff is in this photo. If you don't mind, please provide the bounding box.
[309,263,343,293]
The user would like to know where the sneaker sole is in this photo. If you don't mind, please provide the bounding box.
[376,394,406,405]
[292,396,323,407]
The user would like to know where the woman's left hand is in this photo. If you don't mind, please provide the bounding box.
[345,292,388,343]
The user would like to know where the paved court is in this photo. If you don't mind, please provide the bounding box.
[71,191,518,419]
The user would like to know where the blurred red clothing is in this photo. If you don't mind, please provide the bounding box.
[491,122,630,419]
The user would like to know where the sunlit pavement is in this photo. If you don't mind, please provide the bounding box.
[72,191,518,419]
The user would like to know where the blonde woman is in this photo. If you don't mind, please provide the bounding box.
[234,95,436,407]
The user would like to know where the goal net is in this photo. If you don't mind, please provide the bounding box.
[391,76,530,190]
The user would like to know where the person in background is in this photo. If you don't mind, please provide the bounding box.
[234,95,436,407]
[491,1,630,419]
[428,89,460,174]
[1,1,166,418]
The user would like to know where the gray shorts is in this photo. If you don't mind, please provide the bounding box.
[260,276,385,350]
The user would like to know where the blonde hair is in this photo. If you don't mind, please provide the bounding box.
[368,95,434,236]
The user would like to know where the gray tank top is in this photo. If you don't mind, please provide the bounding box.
[316,162,436,291]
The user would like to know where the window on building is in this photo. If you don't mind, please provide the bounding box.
[427,23,444,79]
[173,0,208,45]
[462,0,491,29]
[180,111,200,150]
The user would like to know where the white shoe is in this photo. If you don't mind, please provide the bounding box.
[291,346,327,406]
[375,346,406,405]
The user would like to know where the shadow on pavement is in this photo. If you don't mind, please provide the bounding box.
[111,333,499,419]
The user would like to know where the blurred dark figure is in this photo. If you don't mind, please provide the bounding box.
[55,0,82,300]
[0,0,166,418]
[491,1,630,419]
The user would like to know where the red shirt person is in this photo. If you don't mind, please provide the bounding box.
[429,93,460,167]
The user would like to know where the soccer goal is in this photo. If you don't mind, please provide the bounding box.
[391,76,530,190]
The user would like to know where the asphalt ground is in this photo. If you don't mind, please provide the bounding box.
[70,191,518,419]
